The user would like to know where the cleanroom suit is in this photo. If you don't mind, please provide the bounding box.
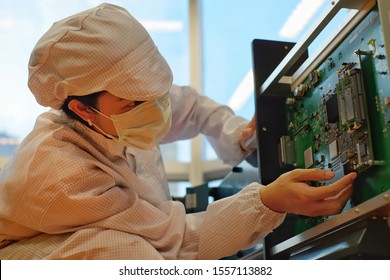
[0,85,285,259]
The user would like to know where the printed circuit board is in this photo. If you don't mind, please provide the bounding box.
[281,8,390,233]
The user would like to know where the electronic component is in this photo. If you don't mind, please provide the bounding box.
[385,96,390,122]
[294,84,309,99]
[308,70,320,86]
[279,135,295,165]
[336,67,366,133]
[328,139,338,160]
[327,57,335,70]
[286,98,295,105]
[326,94,339,123]
[304,146,314,169]
[385,97,390,106]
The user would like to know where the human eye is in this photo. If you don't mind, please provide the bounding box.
[134,101,144,106]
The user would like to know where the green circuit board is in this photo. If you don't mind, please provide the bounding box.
[282,8,390,234]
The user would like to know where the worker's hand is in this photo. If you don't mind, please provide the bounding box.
[260,169,357,217]
[240,115,256,152]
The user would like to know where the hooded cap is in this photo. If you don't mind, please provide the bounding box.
[28,3,173,109]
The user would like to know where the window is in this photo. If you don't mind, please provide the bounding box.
[201,0,346,160]
[0,0,190,159]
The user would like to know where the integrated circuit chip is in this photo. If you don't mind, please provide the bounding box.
[326,94,339,123]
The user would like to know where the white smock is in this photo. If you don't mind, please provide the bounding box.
[0,85,285,259]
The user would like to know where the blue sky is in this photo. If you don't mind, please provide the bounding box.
[0,0,336,141]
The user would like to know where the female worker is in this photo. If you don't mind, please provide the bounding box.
[0,3,356,259]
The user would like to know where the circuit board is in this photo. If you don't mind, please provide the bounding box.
[282,7,390,233]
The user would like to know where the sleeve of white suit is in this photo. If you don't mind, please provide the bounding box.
[162,85,250,166]
[179,183,286,259]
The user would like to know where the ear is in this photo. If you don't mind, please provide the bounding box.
[67,99,95,125]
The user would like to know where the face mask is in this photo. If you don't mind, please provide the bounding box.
[89,94,172,150]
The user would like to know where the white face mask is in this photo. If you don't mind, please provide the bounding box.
[89,94,172,150]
